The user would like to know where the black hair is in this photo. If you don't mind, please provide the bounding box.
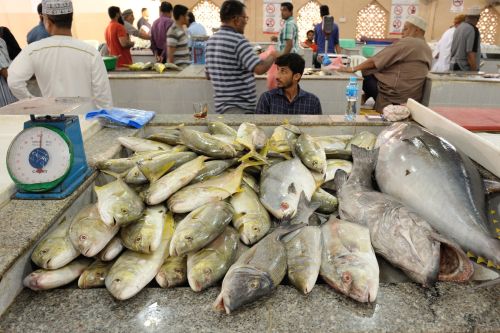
[188,12,196,25]
[37,3,43,15]
[108,6,121,20]
[141,8,148,13]
[281,2,293,12]
[0,27,21,60]
[173,5,188,20]
[275,53,305,77]
[306,30,314,35]
[320,5,330,17]
[46,13,73,29]
[220,0,245,22]
[160,2,173,14]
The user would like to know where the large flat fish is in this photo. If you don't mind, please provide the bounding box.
[375,122,500,267]
[335,146,473,285]
[260,157,316,220]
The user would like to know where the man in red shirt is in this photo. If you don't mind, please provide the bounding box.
[105,6,134,67]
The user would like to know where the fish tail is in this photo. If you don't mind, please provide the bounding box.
[350,145,379,171]
[333,170,349,191]
[238,150,268,164]
[273,223,307,241]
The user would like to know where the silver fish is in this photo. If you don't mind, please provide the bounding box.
[118,136,172,152]
[169,201,234,256]
[105,212,174,300]
[190,158,238,184]
[208,121,237,137]
[375,122,500,267]
[32,217,80,270]
[230,184,271,245]
[284,226,322,294]
[260,157,316,219]
[155,256,187,288]
[78,259,114,289]
[213,224,304,314]
[120,205,166,254]
[187,227,239,292]
[96,236,124,261]
[69,204,119,257]
[144,155,208,205]
[311,188,338,214]
[95,176,145,227]
[320,217,379,303]
[296,133,327,173]
[179,127,238,158]
[335,146,473,286]
[24,258,92,291]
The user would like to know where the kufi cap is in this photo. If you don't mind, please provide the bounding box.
[465,6,482,16]
[406,14,427,31]
[42,0,73,15]
[122,9,133,17]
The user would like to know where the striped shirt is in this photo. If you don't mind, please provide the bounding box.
[255,86,322,115]
[278,17,299,54]
[205,26,261,113]
[167,24,191,67]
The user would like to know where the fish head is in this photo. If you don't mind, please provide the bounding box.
[327,257,378,303]
[23,270,45,290]
[74,232,94,257]
[157,266,185,288]
[188,259,221,292]
[171,230,196,256]
[238,219,266,245]
[215,266,273,314]
[79,269,106,289]
[32,237,72,269]
[106,270,140,300]
[111,198,144,226]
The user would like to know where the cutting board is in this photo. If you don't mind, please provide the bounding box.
[432,107,500,132]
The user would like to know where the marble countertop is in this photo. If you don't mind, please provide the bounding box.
[1,284,498,332]
[427,72,500,83]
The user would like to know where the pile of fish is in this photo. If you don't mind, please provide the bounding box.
[23,121,500,314]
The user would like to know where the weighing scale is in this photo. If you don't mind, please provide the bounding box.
[2,97,95,199]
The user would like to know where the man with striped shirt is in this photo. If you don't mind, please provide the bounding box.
[277,2,299,55]
[167,5,191,68]
[205,0,276,114]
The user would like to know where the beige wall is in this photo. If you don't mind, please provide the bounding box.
[1,0,499,48]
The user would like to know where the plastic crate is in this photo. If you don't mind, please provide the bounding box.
[362,46,376,58]
[339,38,356,49]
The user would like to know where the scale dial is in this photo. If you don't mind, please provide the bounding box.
[7,126,73,192]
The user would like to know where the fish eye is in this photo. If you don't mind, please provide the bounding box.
[135,236,142,242]
[120,208,128,214]
[79,235,87,241]
[184,236,193,241]
[249,280,259,289]
[40,249,48,255]
[203,267,212,275]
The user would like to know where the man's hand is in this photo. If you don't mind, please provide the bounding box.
[0,68,7,79]
[156,55,164,63]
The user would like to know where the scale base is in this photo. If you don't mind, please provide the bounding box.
[14,167,92,200]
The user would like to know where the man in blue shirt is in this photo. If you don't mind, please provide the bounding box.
[314,5,340,62]
[256,53,322,115]
[27,3,50,44]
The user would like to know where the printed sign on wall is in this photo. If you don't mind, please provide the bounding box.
[263,0,284,34]
[450,0,464,13]
[389,0,419,35]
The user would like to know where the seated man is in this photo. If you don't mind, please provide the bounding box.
[255,53,322,115]
[342,15,432,112]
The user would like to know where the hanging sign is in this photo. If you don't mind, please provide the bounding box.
[263,0,284,34]
[389,0,419,35]
[450,0,464,13]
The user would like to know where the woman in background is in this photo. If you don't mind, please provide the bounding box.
[0,27,22,60]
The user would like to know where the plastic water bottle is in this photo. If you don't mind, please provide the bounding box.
[345,76,358,121]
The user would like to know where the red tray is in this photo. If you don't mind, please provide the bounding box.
[432,107,500,132]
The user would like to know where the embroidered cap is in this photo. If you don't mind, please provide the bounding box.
[465,6,482,17]
[406,14,427,31]
[42,0,73,15]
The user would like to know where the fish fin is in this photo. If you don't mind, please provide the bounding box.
[477,257,486,264]
[484,179,500,194]
[400,228,424,265]
[259,140,270,158]
[350,145,379,171]
[100,169,127,179]
[333,170,349,191]
[272,223,307,241]
[138,160,176,183]
[288,183,297,195]
[470,277,500,290]
[290,191,321,225]
[238,150,268,164]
